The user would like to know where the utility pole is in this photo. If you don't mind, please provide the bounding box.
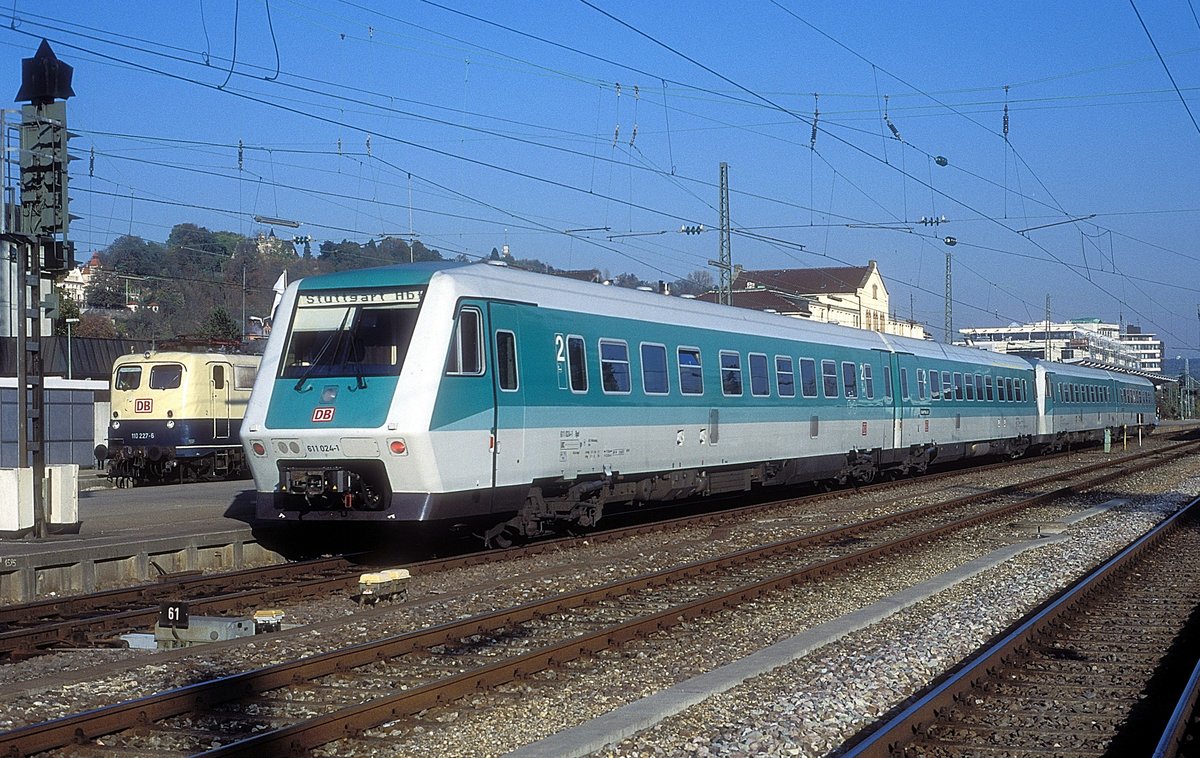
[709,162,733,305]
[942,235,957,343]
[12,39,75,538]
[1045,294,1051,361]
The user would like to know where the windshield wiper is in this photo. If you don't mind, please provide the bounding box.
[293,308,353,392]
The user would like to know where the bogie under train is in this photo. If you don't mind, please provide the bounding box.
[242,262,1157,545]
[97,350,261,486]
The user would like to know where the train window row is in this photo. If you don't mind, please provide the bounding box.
[1055,382,1111,405]
[1120,387,1152,405]
[909,368,1026,404]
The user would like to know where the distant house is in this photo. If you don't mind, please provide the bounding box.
[59,252,103,304]
[698,260,929,339]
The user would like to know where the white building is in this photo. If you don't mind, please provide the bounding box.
[698,261,929,339]
[958,318,1163,373]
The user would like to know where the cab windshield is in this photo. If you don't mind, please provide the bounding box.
[280,290,423,382]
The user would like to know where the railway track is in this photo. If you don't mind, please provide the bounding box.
[0,440,1188,662]
[0,441,1194,756]
[844,493,1200,758]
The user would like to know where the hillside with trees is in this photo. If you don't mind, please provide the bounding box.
[67,224,714,342]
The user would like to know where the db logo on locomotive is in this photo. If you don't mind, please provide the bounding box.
[312,407,335,422]
[134,398,153,413]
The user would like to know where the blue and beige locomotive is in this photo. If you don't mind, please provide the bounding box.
[241,261,1157,545]
[97,350,261,486]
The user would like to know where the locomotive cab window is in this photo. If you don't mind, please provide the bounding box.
[234,365,256,390]
[114,366,142,390]
[149,364,183,390]
[284,288,425,381]
[445,307,483,376]
[496,330,518,391]
[212,364,225,390]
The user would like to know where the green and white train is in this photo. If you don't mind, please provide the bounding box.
[241,262,1157,546]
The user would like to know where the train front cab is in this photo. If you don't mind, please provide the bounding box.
[102,352,256,483]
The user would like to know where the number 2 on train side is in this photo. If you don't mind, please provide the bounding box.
[554,333,568,390]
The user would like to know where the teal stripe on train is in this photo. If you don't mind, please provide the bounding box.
[265,377,398,429]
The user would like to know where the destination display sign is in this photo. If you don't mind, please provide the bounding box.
[300,290,422,307]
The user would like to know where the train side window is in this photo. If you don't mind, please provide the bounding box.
[953,372,964,401]
[900,367,910,400]
[943,373,954,401]
[841,362,858,399]
[568,336,588,393]
[917,369,927,400]
[212,364,226,390]
[446,307,484,376]
[775,356,795,398]
[930,370,941,400]
[678,347,703,395]
[800,358,818,398]
[964,373,975,401]
[882,365,892,401]
[600,340,631,394]
[640,343,669,395]
[496,330,518,391]
[114,366,142,390]
[1006,377,1015,401]
[863,364,875,400]
[821,360,838,398]
[749,353,770,397]
[234,365,256,390]
[720,351,743,396]
[149,364,183,390]
[1023,379,1029,402]
[997,377,1007,402]
[983,375,992,401]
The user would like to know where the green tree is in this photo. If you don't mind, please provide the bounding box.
[85,270,130,309]
[52,287,81,335]
[200,306,241,341]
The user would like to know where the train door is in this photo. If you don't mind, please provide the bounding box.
[487,302,526,500]
[209,361,233,439]
[880,350,903,450]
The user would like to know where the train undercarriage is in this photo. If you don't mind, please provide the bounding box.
[97,444,249,487]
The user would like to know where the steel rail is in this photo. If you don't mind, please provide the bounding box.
[842,494,1200,758]
[0,442,1164,660]
[0,444,1186,756]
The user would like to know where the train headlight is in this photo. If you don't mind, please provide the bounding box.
[389,439,408,455]
[165,420,175,429]
[251,441,267,457]
[111,420,120,430]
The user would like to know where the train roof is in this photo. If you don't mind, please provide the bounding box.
[296,261,468,291]
[112,350,261,367]
[286,261,1039,372]
[1028,358,1154,386]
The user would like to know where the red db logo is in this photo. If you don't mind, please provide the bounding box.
[135,398,153,413]
[312,407,335,423]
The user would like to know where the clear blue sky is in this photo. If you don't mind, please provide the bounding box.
[5,2,1199,355]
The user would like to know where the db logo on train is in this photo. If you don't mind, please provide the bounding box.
[312,407,335,423]
[134,398,153,413]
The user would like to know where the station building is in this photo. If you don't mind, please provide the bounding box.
[958,318,1163,374]
[697,260,930,339]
